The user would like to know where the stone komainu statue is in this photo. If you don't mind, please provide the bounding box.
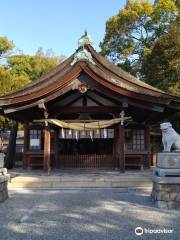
[160,122,180,152]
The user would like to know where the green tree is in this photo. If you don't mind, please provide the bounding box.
[33,48,60,80]
[0,36,14,60]
[100,0,178,76]
[0,37,61,129]
[7,48,60,83]
[0,36,15,130]
[0,67,14,130]
[142,24,180,96]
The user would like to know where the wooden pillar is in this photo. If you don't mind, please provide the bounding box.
[54,128,59,168]
[145,124,151,168]
[113,125,118,169]
[5,121,18,169]
[114,123,125,172]
[23,122,29,169]
[118,124,125,172]
[43,126,51,173]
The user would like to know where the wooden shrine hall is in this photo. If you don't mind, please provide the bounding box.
[0,31,180,173]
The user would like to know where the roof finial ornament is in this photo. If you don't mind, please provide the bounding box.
[84,28,88,36]
[71,30,96,66]
[78,29,95,49]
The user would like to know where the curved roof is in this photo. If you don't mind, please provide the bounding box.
[0,39,179,116]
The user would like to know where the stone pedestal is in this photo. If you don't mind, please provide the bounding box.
[157,152,180,168]
[152,175,180,209]
[0,153,5,168]
[0,153,9,202]
[152,152,180,209]
[0,174,9,202]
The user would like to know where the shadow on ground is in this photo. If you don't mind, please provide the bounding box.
[0,188,179,240]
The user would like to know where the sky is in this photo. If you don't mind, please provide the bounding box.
[0,0,126,57]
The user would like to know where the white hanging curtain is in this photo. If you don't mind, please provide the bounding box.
[103,128,108,139]
[75,130,79,141]
[61,128,65,138]
[90,130,93,141]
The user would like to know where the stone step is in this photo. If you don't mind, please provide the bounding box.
[9,175,152,188]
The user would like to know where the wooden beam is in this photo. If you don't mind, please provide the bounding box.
[93,89,123,105]
[119,124,125,172]
[83,93,87,107]
[113,125,119,168]
[54,128,59,168]
[86,95,105,106]
[5,121,18,169]
[65,95,83,107]
[43,126,51,173]
[95,88,164,113]
[3,83,78,115]
[51,106,121,115]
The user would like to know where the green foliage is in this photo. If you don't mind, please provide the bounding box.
[0,67,13,130]
[142,24,180,96]
[0,66,11,94]
[33,48,60,79]
[0,38,61,129]
[7,48,60,82]
[0,37,14,59]
[100,0,178,76]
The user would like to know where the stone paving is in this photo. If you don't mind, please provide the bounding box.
[0,188,180,240]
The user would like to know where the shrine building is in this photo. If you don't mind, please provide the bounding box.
[0,32,180,173]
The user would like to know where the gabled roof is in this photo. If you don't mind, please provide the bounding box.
[0,32,179,119]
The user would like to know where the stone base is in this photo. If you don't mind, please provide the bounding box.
[0,169,9,203]
[0,168,7,175]
[157,152,180,168]
[151,174,180,209]
[155,167,180,177]
[0,153,5,168]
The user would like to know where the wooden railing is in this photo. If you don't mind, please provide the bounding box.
[24,152,149,169]
[59,154,114,168]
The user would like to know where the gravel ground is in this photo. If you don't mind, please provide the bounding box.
[0,188,179,240]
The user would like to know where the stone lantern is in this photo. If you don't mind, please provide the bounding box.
[0,148,9,202]
[0,152,5,168]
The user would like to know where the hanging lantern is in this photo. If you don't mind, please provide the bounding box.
[103,128,108,139]
[69,129,72,135]
[61,128,65,139]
